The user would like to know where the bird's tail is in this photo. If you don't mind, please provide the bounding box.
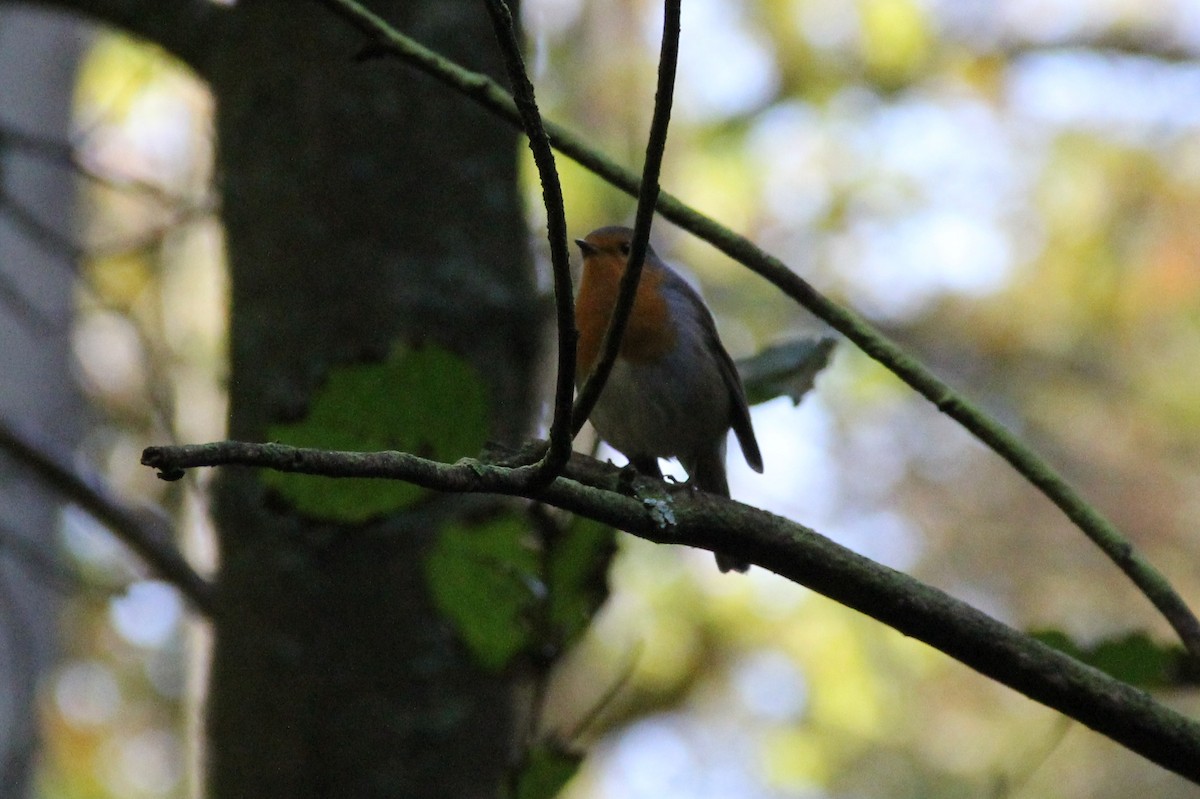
[691,445,750,573]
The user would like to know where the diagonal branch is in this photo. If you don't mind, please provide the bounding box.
[0,521,126,600]
[0,123,200,209]
[570,0,681,436]
[140,438,1200,784]
[0,418,215,616]
[308,0,1200,662]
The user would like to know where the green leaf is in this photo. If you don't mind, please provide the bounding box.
[1031,630,1190,689]
[737,336,836,407]
[426,510,615,671]
[263,343,489,521]
[546,516,615,649]
[425,513,539,670]
[508,744,583,799]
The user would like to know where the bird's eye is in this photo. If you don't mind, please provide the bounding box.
[618,242,631,256]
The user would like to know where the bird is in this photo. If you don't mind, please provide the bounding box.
[574,225,763,572]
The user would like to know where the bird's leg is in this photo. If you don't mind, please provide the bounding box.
[629,456,664,481]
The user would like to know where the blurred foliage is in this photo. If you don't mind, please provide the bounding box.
[264,344,489,521]
[545,516,618,652]
[33,29,218,799]
[1032,630,1199,690]
[23,0,1200,798]
[426,513,540,671]
[525,1,1200,798]
[738,336,837,406]
[425,511,615,671]
[508,744,585,799]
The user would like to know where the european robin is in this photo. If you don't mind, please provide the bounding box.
[574,226,764,572]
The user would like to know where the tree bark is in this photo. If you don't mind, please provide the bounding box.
[3,0,537,795]
[0,7,86,797]
[203,2,536,797]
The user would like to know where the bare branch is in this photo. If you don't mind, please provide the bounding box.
[0,124,214,266]
[141,437,1200,783]
[0,418,215,615]
[997,32,1200,64]
[479,0,576,485]
[0,521,125,600]
[0,123,199,207]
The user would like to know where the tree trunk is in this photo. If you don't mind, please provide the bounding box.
[205,2,537,797]
[0,0,539,794]
[0,7,85,797]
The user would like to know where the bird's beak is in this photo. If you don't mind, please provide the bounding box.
[575,238,598,256]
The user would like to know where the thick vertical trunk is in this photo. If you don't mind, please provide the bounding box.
[206,2,537,796]
[0,7,85,797]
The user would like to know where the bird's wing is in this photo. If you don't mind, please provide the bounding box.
[710,321,764,473]
[670,273,764,474]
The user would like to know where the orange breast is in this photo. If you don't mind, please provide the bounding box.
[575,256,677,378]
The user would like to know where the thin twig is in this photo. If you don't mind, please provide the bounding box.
[561,640,642,745]
[0,189,85,261]
[0,522,127,600]
[0,123,199,208]
[0,258,60,337]
[479,0,575,484]
[0,418,215,616]
[141,437,1200,783]
[309,0,1200,661]
[570,0,681,435]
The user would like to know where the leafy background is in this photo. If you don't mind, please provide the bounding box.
[31,0,1200,797]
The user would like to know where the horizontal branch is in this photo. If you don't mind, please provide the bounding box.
[998,31,1200,64]
[142,439,1200,783]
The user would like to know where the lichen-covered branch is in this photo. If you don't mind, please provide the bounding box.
[141,438,1200,784]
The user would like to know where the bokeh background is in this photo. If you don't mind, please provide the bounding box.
[5,0,1200,796]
